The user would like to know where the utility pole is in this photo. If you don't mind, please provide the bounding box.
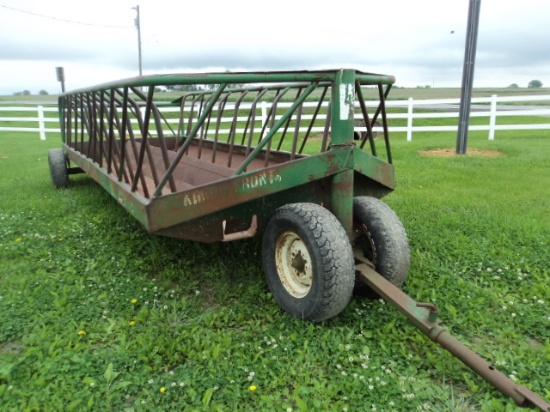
[456,0,481,155]
[133,5,143,76]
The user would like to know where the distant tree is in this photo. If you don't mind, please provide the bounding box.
[508,83,519,88]
[22,90,31,95]
[528,79,543,88]
[39,90,49,95]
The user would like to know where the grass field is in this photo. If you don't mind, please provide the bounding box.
[1,125,549,411]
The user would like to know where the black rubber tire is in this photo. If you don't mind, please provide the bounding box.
[353,196,410,294]
[48,149,69,188]
[262,203,355,322]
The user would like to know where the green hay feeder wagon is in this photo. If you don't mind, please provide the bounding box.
[48,69,548,410]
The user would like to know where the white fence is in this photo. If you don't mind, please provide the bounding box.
[0,105,59,140]
[1,94,549,141]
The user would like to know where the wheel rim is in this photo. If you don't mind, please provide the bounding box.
[353,222,377,265]
[275,231,313,298]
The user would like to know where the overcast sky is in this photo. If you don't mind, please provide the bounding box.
[1,0,549,95]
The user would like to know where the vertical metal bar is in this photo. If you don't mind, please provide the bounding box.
[320,102,331,153]
[150,98,177,192]
[299,85,328,154]
[126,88,152,196]
[131,86,155,194]
[377,84,392,164]
[106,90,128,183]
[355,82,377,156]
[117,88,128,182]
[277,87,302,152]
[211,94,230,163]
[98,91,106,167]
[124,94,146,191]
[88,92,96,160]
[186,94,199,137]
[65,96,72,146]
[330,69,355,146]
[243,89,269,157]
[107,89,116,174]
[227,91,248,168]
[79,95,85,152]
[457,0,482,154]
[263,87,290,168]
[175,94,191,152]
[329,70,355,238]
[289,88,304,159]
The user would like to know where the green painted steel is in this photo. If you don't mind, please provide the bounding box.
[57,69,397,241]
[63,69,395,96]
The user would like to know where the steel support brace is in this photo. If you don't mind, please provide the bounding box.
[355,260,550,411]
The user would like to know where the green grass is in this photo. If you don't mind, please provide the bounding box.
[0,129,549,411]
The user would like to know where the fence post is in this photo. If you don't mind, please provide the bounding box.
[38,105,47,140]
[407,98,414,141]
[488,94,497,140]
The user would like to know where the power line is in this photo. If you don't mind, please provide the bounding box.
[0,4,131,29]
